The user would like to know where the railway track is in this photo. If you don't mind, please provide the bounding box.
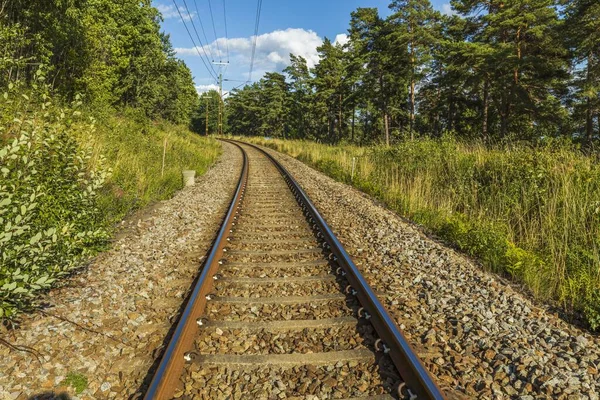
[144,141,445,399]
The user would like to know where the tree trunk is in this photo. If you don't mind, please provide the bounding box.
[585,55,593,148]
[409,20,415,140]
[448,87,454,132]
[596,112,599,147]
[482,78,489,141]
[409,75,415,140]
[514,26,521,84]
[434,67,442,137]
[364,111,369,144]
[384,112,390,146]
[339,94,343,141]
[500,83,510,138]
[351,103,356,142]
[586,97,593,147]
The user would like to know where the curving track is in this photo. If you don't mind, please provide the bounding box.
[144,141,445,400]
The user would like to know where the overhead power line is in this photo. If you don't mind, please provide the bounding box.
[207,0,222,61]
[193,0,215,62]
[172,0,218,81]
[223,0,230,62]
[248,0,263,82]
[180,0,219,77]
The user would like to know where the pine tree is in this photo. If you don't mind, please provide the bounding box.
[259,72,289,138]
[564,0,600,147]
[349,8,408,144]
[283,54,313,139]
[388,0,437,139]
[453,0,569,140]
[312,38,347,143]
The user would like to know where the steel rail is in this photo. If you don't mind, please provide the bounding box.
[238,140,446,400]
[144,142,248,400]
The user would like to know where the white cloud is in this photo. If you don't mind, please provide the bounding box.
[334,34,349,47]
[176,28,347,77]
[156,3,195,21]
[441,3,457,16]
[196,84,219,94]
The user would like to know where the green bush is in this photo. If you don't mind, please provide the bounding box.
[0,72,221,321]
[0,82,109,319]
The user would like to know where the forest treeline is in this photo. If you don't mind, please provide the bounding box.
[225,0,599,146]
[1,0,198,123]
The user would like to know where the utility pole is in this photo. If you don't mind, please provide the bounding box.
[212,61,229,136]
[205,95,209,136]
[218,72,223,136]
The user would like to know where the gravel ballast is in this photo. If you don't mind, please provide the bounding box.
[0,142,242,400]
[257,144,600,399]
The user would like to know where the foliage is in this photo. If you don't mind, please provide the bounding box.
[0,85,220,320]
[0,2,219,322]
[226,0,597,146]
[249,137,600,330]
[191,90,223,135]
[0,0,198,123]
[0,76,109,319]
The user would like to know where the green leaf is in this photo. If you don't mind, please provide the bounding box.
[29,232,42,245]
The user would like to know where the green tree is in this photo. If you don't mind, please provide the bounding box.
[564,0,600,147]
[283,54,313,139]
[258,72,289,137]
[388,0,438,139]
[312,38,347,143]
[0,0,198,124]
[452,0,569,140]
[191,90,221,135]
[349,8,403,144]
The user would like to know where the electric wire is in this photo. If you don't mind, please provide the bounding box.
[180,0,219,77]
[223,0,230,63]
[207,0,222,61]
[193,0,216,62]
[248,0,263,82]
[172,0,218,81]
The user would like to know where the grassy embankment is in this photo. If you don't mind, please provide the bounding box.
[86,112,221,221]
[0,89,220,320]
[247,137,600,330]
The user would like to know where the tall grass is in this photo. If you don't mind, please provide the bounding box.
[248,137,600,330]
[80,111,221,224]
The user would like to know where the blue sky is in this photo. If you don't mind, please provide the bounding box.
[154,0,455,95]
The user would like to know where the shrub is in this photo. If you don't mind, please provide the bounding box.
[0,80,109,319]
